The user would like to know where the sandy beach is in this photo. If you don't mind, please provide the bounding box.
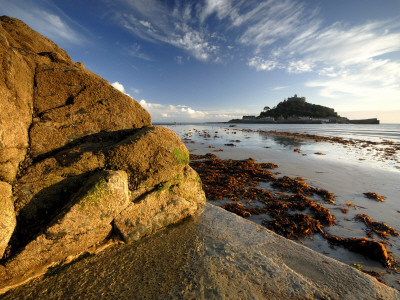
[165,123,400,290]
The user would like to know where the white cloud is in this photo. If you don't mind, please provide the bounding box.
[112,1,219,61]
[287,60,313,73]
[111,81,125,93]
[237,0,317,53]
[139,99,251,122]
[280,20,400,68]
[139,99,206,120]
[199,0,233,23]
[108,0,400,111]
[306,59,400,110]
[168,24,216,61]
[247,57,277,71]
[273,86,288,91]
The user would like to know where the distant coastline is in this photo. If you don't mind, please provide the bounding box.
[227,118,380,125]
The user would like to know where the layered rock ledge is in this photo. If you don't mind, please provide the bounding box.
[0,16,205,291]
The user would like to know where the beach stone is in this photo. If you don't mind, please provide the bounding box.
[0,181,16,259]
[0,171,130,285]
[105,126,191,189]
[29,64,151,158]
[0,15,151,186]
[114,166,205,242]
[12,126,196,236]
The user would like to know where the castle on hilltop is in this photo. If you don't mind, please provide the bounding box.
[286,94,306,103]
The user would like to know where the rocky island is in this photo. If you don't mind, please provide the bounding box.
[230,95,380,124]
[0,17,398,298]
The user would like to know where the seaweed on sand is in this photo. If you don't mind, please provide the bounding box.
[356,214,399,238]
[189,153,399,270]
[263,213,323,239]
[222,202,263,218]
[363,192,386,202]
[323,234,398,269]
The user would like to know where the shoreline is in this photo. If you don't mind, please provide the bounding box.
[165,124,400,290]
[226,117,380,125]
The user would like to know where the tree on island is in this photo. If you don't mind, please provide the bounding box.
[258,95,339,119]
[263,106,270,112]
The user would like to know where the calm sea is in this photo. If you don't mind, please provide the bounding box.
[194,123,400,143]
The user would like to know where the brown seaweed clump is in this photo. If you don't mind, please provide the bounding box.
[356,214,399,238]
[189,153,400,270]
[271,176,335,204]
[222,202,263,218]
[263,213,323,239]
[323,234,398,269]
[190,154,336,240]
[363,192,386,202]
[189,153,276,201]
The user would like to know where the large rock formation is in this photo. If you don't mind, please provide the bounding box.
[0,16,205,291]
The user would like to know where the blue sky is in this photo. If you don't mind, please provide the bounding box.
[2,0,400,123]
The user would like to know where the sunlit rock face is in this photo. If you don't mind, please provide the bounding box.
[0,16,205,291]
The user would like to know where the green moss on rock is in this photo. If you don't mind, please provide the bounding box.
[80,177,109,208]
[173,148,189,165]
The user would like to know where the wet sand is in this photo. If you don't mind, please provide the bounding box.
[165,124,400,290]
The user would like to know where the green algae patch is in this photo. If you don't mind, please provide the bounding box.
[173,148,189,165]
[155,174,182,198]
[80,177,110,208]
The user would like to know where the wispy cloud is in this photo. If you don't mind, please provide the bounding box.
[1,0,87,45]
[279,20,400,68]
[273,86,288,91]
[199,0,233,23]
[247,57,278,71]
[131,87,140,94]
[110,0,219,61]
[124,43,152,61]
[306,59,400,110]
[174,56,184,65]
[105,0,400,110]
[237,1,319,53]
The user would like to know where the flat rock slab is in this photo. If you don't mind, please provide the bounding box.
[2,204,399,299]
